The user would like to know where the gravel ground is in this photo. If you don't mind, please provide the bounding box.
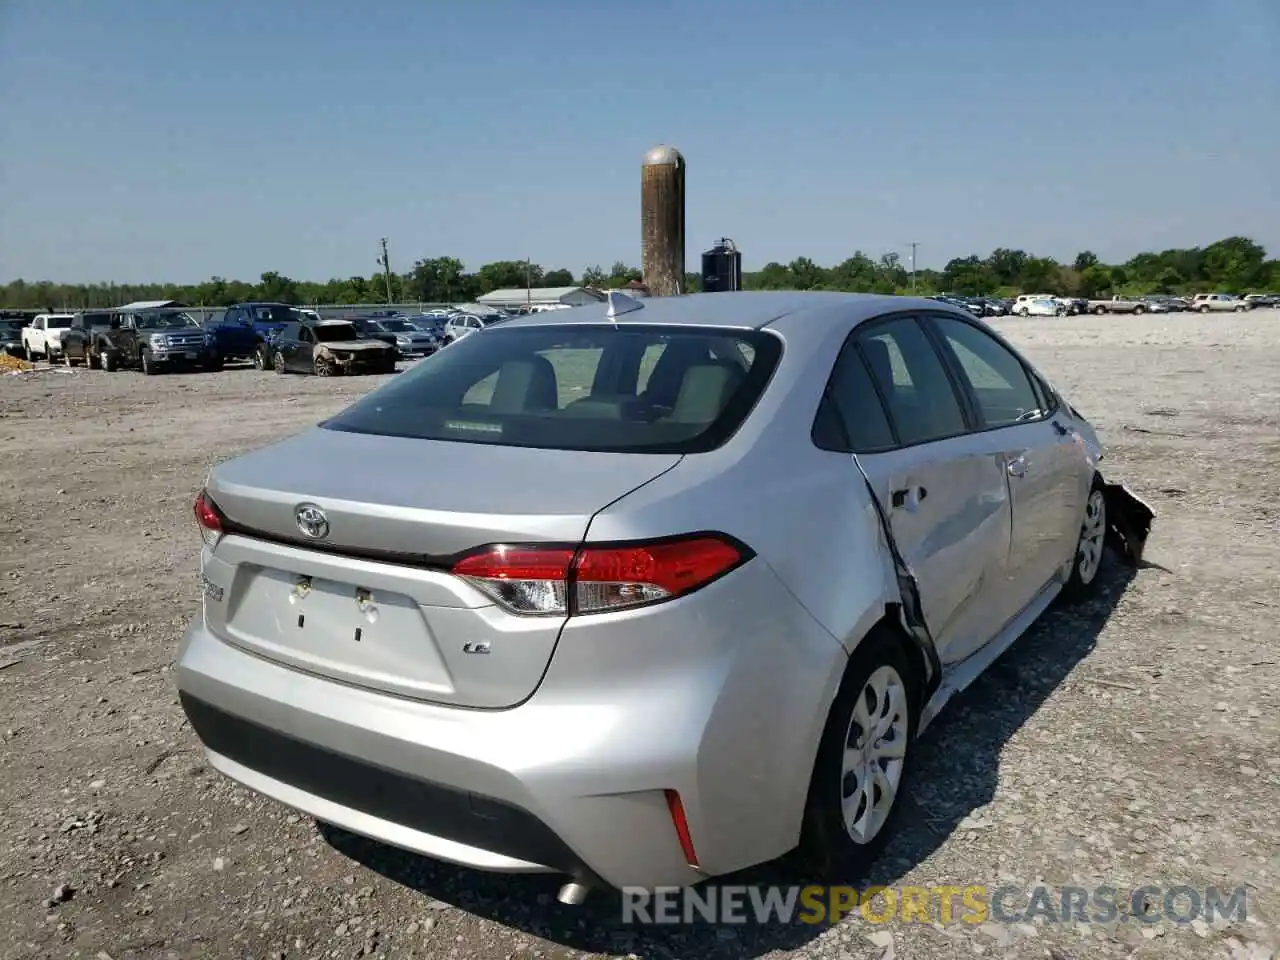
[1,311,1278,960]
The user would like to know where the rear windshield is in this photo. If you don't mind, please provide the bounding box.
[47,317,73,329]
[323,324,782,454]
[315,323,358,342]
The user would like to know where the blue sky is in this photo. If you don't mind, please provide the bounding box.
[2,0,1277,283]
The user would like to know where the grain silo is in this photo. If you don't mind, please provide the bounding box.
[640,145,686,297]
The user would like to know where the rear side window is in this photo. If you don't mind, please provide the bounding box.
[814,339,896,452]
[858,317,968,445]
[323,324,782,454]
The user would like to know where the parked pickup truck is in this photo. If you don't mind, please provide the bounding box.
[22,313,75,362]
[201,309,261,363]
[224,302,304,344]
[1087,297,1150,315]
[60,311,121,368]
[95,306,221,374]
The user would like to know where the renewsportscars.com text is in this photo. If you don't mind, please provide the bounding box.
[620,884,1248,927]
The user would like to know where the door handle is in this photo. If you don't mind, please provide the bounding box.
[891,486,928,510]
[1006,456,1027,478]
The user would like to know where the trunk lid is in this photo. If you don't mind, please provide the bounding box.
[202,427,681,708]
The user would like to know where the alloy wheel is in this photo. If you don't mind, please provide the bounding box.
[1076,489,1106,585]
[840,665,909,845]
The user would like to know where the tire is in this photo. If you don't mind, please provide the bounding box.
[88,350,100,370]
[100,350,115,372]
[1133,306,1146,315]
[798,627,920,880]
[1235,305,1247,312]
[1092,306,1106,315]
[254,346,267,370]
[314,355,332,376]
[141,350,156,375]
[1018,308,1029,317]
[1061,478,1107,602]
[1199,305,1211,314]
[272,351,286,374]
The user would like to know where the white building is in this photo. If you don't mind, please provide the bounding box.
[475,286,606,311]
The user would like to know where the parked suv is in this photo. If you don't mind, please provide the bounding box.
[1191,293,1251,313]
[444,312,500,342]
[0,318,27,357]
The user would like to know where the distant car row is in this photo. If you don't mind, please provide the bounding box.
[2,301,520,374]
[932,292,1280,319]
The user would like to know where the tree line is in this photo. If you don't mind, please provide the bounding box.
[1,236,1274,310]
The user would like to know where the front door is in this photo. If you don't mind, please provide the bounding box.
[925,314,1085,638]
[837,315,1013,666]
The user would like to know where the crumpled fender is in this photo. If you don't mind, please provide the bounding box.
[1055,388,1155,566]
[1100,481,1155,565]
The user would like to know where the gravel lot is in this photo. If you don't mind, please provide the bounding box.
[1,310,1278,960]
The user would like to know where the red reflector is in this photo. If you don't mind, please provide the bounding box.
[573,537,743,597]
[664,789,699,867]
[450,546,574,581]
[194,491,222,531]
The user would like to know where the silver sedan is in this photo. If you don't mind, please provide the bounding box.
[177,291,1153,899]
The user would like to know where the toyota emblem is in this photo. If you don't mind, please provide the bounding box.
[294,503,330,540]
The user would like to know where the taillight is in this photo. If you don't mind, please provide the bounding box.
[193,490,224,549]
[450,534,750,617]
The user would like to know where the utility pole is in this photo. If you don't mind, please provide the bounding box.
[909,242,919,293]
[526,258,532,311]
[378,238,393,304]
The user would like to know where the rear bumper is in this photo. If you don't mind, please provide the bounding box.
[176,560,847,889]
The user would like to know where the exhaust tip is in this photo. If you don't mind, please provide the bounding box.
[557,881,591,906]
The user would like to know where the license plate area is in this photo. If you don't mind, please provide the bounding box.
[223,567,455,697]
[185,351,200,359]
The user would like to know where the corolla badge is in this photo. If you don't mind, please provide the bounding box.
[294,503,330,540]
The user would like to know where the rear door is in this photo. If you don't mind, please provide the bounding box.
[838,314,1014,666]
[925,313,1087,646]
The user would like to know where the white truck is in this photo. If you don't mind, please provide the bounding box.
[22,313,74,362]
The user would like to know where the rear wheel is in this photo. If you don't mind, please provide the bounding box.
[101,350,115,372]
[1092,306,1106,315]
[798,627,919,880]
[141,350,156,375]
[1061,480,1107,601]
[1133,305,1146,315]
[1199,305,1211,314]
[272,351,286,373]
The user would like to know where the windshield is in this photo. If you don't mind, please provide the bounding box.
[0,320,25,334]
[323,324,782,454]
[350,318,383,332]
[136,311,200,329]
[314,323,359,343]
[379,319,415,333]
